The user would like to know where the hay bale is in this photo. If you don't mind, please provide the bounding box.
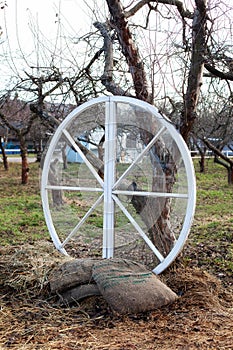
[92,259,178,314]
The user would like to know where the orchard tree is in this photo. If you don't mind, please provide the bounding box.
[0,95,37,184]
[83,0,209,253]
[76,0,232,252]
[191,88,233,179]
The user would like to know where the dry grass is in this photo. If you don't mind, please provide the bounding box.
[0,241,233,350]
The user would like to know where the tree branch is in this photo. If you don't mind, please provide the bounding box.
[124,0,193,19]
[203,138,233,166]
[0,111,17,133]
[106,0,151,101]
[84,48,104,74]
[94,21,126,96]
[204,63,233,81]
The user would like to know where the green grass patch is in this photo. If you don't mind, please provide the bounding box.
[186,159,233,279]
[0,163,48,245]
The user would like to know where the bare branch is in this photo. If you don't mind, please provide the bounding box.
[204,63,233,81]
[84,48,105,74]
[106,0,151,101]
[124,0,193,19]
[0,111,17,133]
[203,137,233,166]
[94,21,126,96]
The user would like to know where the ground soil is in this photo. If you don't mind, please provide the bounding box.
[0,241,232,350]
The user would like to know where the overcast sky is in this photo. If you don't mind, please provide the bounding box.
[0,0,107,89]
[0,0,196,57]
[0,0,96,52]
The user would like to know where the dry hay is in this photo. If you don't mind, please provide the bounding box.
[0,242,233,350]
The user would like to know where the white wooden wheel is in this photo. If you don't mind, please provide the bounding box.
[41,96,196,274]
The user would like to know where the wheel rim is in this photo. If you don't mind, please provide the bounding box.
[41,96,196,274]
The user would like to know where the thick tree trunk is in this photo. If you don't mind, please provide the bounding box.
[106,0,151,102]
[152,170,177,255]
[199,153,206,173]
[181,0,207,142]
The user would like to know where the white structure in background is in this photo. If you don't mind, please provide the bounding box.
[67,127,144,164]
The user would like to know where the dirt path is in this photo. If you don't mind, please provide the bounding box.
[0,156,37,163]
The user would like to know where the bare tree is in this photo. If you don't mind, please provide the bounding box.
[84,0,209,254]
[0,96,37,184]
[197,96,233,183]
[0,13,106,180]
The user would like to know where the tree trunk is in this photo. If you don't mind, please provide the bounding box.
[228,165,233,185]
[103,0,178,255]
[33,141,43,163]
[0,140,9,171]
[228,166,233,185]
[49,158,64,206]
[106,0,151,102]
[181,0,207,142]
[19,136,29,185]
[62,144,68,170]
[214,156,233,185]
[197,146,207,173]
[199,153,205,173]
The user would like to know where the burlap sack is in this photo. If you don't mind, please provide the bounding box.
[49,258,99,292]
[59,284,101,304]
[92,259,178,314]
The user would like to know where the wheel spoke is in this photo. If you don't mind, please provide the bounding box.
[113,189,188,198]
[59,193,104,249]
[112,194,165,262]
[103,100,117,258]
[46,185,103,192]
[62,128,104,187]
[113,126,166,190]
